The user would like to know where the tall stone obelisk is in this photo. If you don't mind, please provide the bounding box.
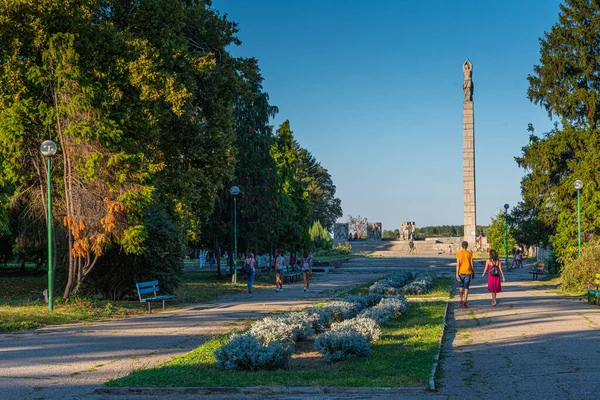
[462,59,476,247]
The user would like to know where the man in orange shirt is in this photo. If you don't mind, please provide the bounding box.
[456,241,474,307]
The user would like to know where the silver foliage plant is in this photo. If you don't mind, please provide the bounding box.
[214,333,291,371]
[321,300,360,322]
[313,328,371,362]
[249,316,295,344]
[302,307,333,332]
[359,295,407,325]
[342,295,369,311]
[331,316,382,341]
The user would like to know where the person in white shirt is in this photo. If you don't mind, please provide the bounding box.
[274,249,285,292]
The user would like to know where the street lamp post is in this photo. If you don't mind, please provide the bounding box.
[503,204,509,269]
[230,186,240,284]
[574,180,583,256]
[40,140,57,311]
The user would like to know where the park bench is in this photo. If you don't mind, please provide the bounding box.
[136,280,175,313]
[283,265,302,284]
[529,263,545,280]
[587,274,600,305]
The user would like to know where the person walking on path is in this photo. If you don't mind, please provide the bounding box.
[300,250,313,292]
[456,240,474,308]
[199,249,205,269]
[482,249,505,306]
[409,240,414,253]
[274,249,285,292]
[244,253,256,293]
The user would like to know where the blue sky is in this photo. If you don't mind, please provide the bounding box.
[213,0,563,230]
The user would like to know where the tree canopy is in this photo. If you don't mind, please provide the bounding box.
[519,0,600,263]
[0,0,342,298]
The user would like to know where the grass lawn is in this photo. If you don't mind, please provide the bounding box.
[0,268,277,332]
[107,300,446,388]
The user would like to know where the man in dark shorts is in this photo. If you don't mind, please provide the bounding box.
[456,241,474,307]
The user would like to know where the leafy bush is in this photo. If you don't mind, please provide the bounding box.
[342,295,369,311]
[302,307,333,332]
[313,243,352,257]
[389,271,413,288]
[331,316,381,341]
[359,295,407,325]
[215,333,291,371]
[310,220,333,251]
[402,272,435,294]
[379,296,407,315]
[281,312,315,341]
[85,206,184,300]
[561,239,600,292]
[249,316,296,344]
[368,279,400,295]
[313,328,371,362]
[367,293,384,306]
[321,300,360,322]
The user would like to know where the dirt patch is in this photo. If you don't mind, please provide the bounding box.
[289,337,329,371]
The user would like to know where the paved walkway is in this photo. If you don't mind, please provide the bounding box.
[5,257,600,400]
[0,272,384,400]
[440,262,600,400]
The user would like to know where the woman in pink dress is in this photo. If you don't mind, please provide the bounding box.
[481,249,505,306]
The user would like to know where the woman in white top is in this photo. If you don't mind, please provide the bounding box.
[300,250,313,292]
[274,249,285,292]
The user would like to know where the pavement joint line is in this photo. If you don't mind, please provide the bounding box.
[428,301,449,391]
[93,386,430,396]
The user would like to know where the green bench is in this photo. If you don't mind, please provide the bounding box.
[136,280,175,312]
[283,265,302,284]
[588,274,600,305]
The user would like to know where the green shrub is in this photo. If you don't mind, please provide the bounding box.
[561,239,600,292]
[309,221,333,251]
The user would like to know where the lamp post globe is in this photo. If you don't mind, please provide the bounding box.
[230,186,239,283]
[574,180,583,256]
[40,140,57,157]
[40,140,57,311]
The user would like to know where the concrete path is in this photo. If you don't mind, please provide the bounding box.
[439,262,600,400]
[0,271,384,400]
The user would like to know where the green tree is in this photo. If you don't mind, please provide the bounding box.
[347,214,367,238]
[528,0,600,129]
[488,211,515,257]
[520,0,600,263]
[0,0,243,298]
[270,120,312,250]
[309,220,332,250]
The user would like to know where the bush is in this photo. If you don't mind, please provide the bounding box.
[367,293,384,306]
[342,295,369,311]
[310,220,333,251]
[359,295,407,325]
[314,328,371,362]
[215,333,291,371]
[281,312,315,341]
[561,239,600,292]
[303,307,333,332]
[313,243,352,257]
[331,316,381,341]
[321,301,360,322]
[368,279,400,295]
[249,316,296,344]
[389,271,413,288]
[85,206,184,300]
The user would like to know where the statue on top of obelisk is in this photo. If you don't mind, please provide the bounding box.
[462,58,473,102]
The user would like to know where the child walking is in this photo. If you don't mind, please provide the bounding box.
[482,249,506,306]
